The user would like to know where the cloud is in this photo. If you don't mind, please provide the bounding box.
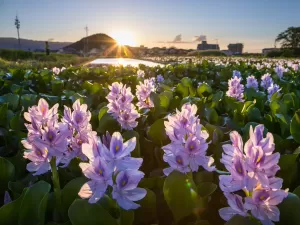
[193,35,207,42]
[173,34,182,42]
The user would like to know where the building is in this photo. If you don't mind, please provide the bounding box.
[228,43,244,54]
[262,48,280,55]
[197,41,220,51]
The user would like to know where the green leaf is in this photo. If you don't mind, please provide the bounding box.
[204,107,219,124]
[197,83,212,98]
[197,182,217,198]
[277,193,300,225]
[51,80,64,95]
[20,94,37,110]
[278,153,299,188]
[163,171,199,222]
[61,177,87,218]
[0,157,15,192]
[38,193,49,225]
[0,94,19,110]
[293,186,300,198]
[134,188,157,225]
[0,104,8,127]
[18,181,51,225]
[98,106,108,121]
[0,189,27,225]
[98,112,120,134]
[291,110,300,143]
[176,83,189,97]
[120,209,134,225]
[225,215,256,225]
[10,112,22,131]
[148,119,168,145]
[68,199,118,225]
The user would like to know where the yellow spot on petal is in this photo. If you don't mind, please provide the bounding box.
[237,167,242,173]
[115,145,119,151]
[122,180,126,186]
[99,169,103,175]
[260,195,265,200]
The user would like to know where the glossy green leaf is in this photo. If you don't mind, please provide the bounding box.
[148,119,168,145]
[277,193,300,225]
[18,181,51,225]
[163,171,199,222]
[0,157,15,192]
[68,199,118,225]
[291,110,300,143]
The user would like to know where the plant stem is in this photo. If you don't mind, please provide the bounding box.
[50,156,63,219]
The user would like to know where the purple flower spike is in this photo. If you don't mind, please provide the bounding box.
[136,79,156,110]
[106,82,140,130]
[112,170,146,210]
[226,76,244,102]
[162,103,215,174]
[219,124,288,225]
[260,73,273,90]
[246,75,258,90]
[156,74,164,83]
[267,83,281,100]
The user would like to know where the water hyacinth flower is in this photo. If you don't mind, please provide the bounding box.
[260,73,273,90]
[78,156,113,203]
[137,69,145,78]
[226,76,244,102]
[112,170,146,210]
[292,64,299,71]
[232,70,242,79]
[156,74,164,83]
[162,103,215,175]
[52,67,60,75]
[267,83,281,100]
[219,193,248,221]
[63,99,91,132]
[274,65,286,79]
[23,98,94,174]
[219,124,288,225]
[101,132,143,171]
[106,82,140,130]
[136,78,156,109]
[79,131,145,209]
[24,98,59,127]
[246,75,258,90]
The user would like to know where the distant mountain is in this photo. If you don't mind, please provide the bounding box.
[64,33,116,51]
[0,37,72,51]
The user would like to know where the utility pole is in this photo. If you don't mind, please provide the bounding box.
[84,25,89,56]
[15,14,21,50]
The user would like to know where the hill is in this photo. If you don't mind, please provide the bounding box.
[0,37,72,51]
[63,33,117,51]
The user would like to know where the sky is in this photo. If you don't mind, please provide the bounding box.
[0,0,300,52]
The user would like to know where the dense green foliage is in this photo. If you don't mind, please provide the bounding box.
[0,58,300,225]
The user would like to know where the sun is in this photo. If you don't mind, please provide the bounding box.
[112,31,136,46]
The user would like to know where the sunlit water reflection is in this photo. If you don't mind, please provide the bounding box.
[88,58,164,67]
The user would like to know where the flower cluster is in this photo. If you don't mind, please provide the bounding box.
[267,83,281,100]
[52,67,66,75]
[232,70,242,79]
[260,73,273,90]
[137,69,145,78]
[226,76,244,102]
[219,125,288,225]
[22,99,92,175]
[246,75,258,90]
[156,74,165,83]
[78,132,146,210]
[106,82,140,130]
[162,104,215,175]
[136,78,156,109]
[274,65,287,79]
